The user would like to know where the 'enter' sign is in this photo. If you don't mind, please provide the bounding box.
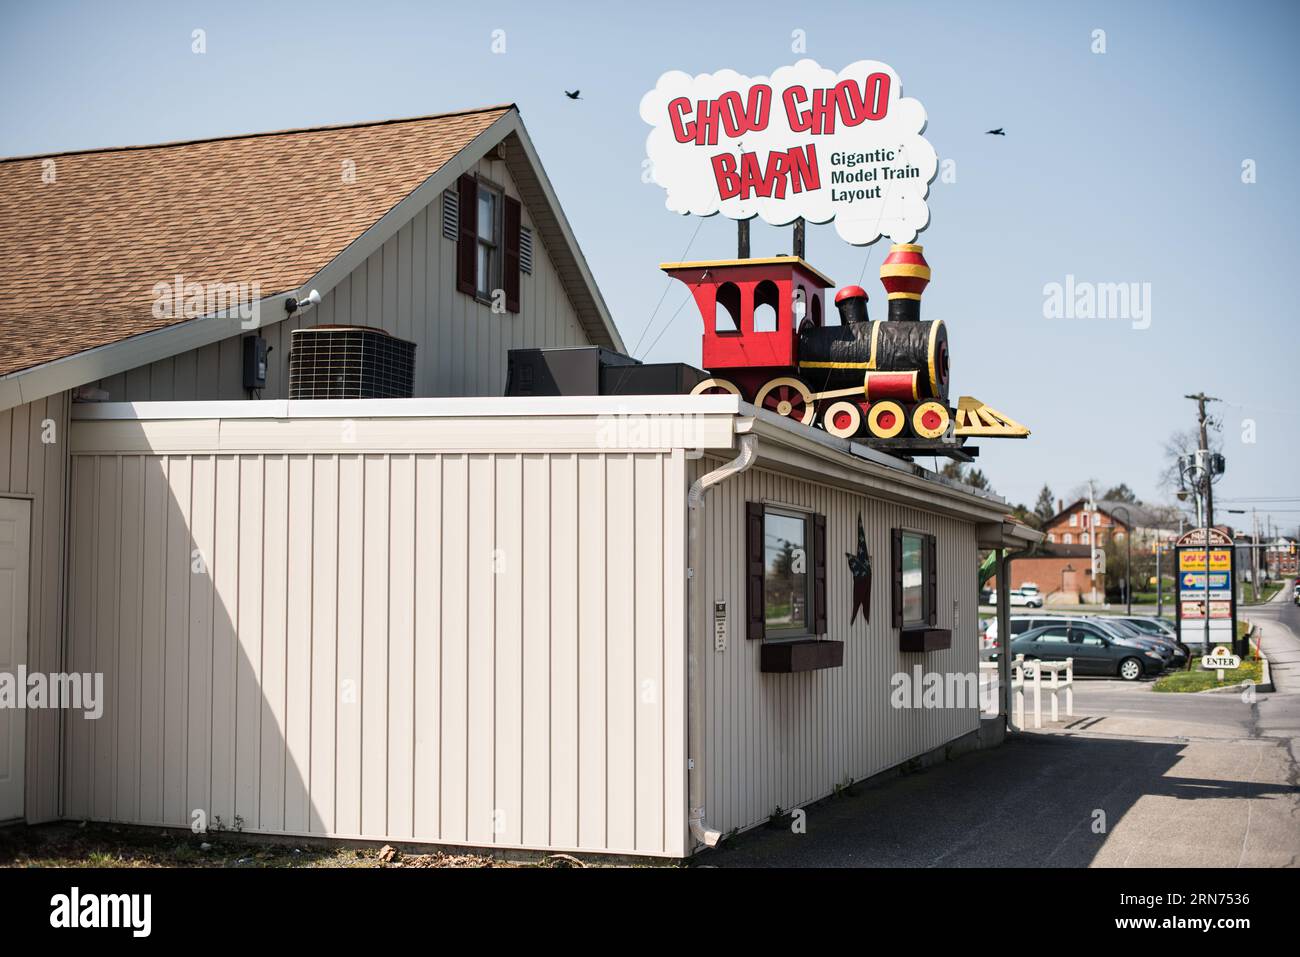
[1201,645,1241,671]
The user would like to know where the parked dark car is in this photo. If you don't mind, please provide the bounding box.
[1109,615,1190,660]
[998,621,1165,680]
[1095,617,1186,667]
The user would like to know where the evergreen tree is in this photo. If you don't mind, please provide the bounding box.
[1034,484,1056,523]
[1102,482,1140,504]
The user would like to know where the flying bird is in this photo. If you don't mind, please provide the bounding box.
[564,90,582,100]
[985,128,1005,136]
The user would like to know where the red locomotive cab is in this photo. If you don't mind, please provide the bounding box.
[660,255,834,398]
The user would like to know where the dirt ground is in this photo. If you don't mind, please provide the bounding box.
[0,822,596,868]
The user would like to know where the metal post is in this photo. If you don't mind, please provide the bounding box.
[997,549,1013,727]
[792,217,805,259]
[1088,481,1099,604]
[737,219,750,259]
[1110,504,1133,615]
[1156,542,1163,617]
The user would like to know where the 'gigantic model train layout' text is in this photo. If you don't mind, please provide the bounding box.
[663,243,1029,461]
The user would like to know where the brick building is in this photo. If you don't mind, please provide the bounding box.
[988,498,1180,604]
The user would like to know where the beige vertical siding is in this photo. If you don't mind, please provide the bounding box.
[694,459,980,839]
[95,155,591,403]
[0,393,70,823]
[64,440,688,856]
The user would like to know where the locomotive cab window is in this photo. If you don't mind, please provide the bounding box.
[715,282,741,333]
[753,279,779,332]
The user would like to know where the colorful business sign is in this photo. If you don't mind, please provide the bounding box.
[1180,599,1233,620]
[641,59,937,246]
[1174,529,1238,643]
[1178,549,1231,572]
[1180,571,1231,591]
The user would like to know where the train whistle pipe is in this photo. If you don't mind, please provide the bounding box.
[686,432,758,849]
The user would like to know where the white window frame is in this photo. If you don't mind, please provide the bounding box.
[763,505,814,639]
[475,179,504,301]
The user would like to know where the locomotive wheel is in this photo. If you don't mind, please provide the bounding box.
[866,400,906,439]
[690,377,742,398]
[755,376,816,425]
[822,401,862,439]
[911,400,951,439]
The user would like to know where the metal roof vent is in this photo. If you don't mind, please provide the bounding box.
[288,326,416,399]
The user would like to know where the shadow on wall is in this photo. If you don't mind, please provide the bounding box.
[62,448,683,854]
[66,454,325,838]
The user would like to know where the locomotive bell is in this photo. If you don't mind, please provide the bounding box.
[833,285,870,325]
[880,243,930,321]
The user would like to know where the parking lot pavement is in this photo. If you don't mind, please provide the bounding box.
[704,672,1300,868]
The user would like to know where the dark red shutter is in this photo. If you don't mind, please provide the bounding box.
[746,502,765,640]
[924,533,938,626]
[456,174,477,296]
[812,513,827,635]
[503,195,521,314]
[890,528,903,629]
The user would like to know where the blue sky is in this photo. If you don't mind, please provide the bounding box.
[2,0,1297,531]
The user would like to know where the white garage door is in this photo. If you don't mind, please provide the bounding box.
[0,497,30,822]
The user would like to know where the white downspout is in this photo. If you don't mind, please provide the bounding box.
[686,431,758,848]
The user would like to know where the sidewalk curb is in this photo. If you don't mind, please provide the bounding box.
[1248,621,1274,693]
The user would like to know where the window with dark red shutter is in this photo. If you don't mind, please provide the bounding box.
[503,195,521,313]
[924,533,938,626]
[891,528,904,629]
[455,173,478,296]
[812,513,827,635]
[746,502,765,640]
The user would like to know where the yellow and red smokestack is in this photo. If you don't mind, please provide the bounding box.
[879,243,930,321]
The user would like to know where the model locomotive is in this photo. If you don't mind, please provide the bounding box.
[665,243,954,442]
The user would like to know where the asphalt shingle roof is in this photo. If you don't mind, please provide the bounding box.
[0,106,510,377]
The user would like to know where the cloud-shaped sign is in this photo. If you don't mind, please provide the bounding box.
[640,59,936,245]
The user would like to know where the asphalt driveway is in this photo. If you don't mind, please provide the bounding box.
[703,616,1300,868]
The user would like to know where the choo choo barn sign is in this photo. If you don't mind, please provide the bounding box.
[641,59,937,246]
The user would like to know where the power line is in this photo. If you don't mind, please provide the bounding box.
[629,217,704,360]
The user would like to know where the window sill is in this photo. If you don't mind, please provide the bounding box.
[761,639,844,673]
[900,628,952,653]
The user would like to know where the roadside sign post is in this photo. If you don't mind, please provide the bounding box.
[1201,645,1241,682]
[1174,527,1238,662]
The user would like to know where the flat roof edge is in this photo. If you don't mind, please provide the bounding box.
[70,394,744,421]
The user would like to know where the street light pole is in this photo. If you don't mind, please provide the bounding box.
[1155,541,1163,617]
[1111,504,1134,616]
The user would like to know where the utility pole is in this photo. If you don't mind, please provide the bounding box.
[1088,480,1099,604]
[1252,508,1261,600]
[1185,392,1220,655]
[1186,392,1219,530]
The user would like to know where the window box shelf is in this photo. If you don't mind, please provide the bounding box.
[761,639,844,673]
[900,628,952,653]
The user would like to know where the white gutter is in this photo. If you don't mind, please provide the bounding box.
[685,431,758,848]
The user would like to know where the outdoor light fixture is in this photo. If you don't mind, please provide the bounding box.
[284,288,321,314]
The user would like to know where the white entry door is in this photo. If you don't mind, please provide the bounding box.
[0,497,31,822]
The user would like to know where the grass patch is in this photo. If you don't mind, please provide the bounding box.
[1153,632,1261,693]
[1241,581,1283,604]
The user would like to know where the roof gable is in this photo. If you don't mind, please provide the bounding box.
[0,105,624,406]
